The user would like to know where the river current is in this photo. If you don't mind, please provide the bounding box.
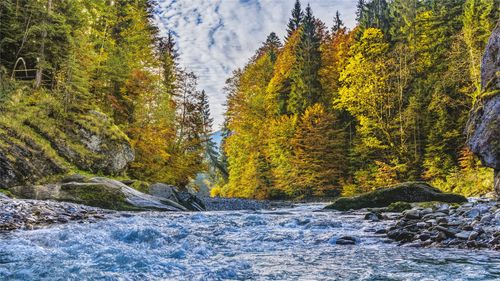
[0,204,499,280]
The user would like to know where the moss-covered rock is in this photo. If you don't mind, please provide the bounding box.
[7,176,187,211]
[0,91,134,189]
[59,182,131,210]
[127,180,150,194]
[386,201,412,212]
[325,182,467,211]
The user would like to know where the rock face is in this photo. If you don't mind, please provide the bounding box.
[7,176,187,211]
[324,182,467,211]
[466,21,500,197]
[0,93,134,189]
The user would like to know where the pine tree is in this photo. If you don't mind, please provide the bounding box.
[255,32,282,62]
[286,0,304,39]
[332,11,344,34]
[159,31,180,94]
[463,0,495,97]
[356,0,366,22]
[288,4,323,114]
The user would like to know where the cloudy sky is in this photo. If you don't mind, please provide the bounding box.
[154,0,357,129]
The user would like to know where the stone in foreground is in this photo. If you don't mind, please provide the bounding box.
[324,182,467,211]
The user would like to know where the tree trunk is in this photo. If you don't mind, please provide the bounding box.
[35,0,52,88]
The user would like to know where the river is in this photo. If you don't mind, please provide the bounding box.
[0,204,499,280]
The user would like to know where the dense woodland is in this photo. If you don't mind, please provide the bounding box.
[0,0,498,200]
[0,0,218,188]
[214,0,500,200]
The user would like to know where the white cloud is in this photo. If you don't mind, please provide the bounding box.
[154,0,357,129]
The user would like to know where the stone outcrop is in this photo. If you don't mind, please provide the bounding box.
[324,182,467,211]
[7,176,187,211]
[466,21,500,198]
[0,92,134,188]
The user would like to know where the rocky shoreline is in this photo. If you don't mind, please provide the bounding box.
[0,195,294,231]
[0,196,111,231]
[361,200,500,250]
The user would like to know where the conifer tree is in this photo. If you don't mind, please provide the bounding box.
[255,32,282,62]
[286,0,304,39]
[463,0,495,97]
[332,11,344,34]
[288,4,323,114]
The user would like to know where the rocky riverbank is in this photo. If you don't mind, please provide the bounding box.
[0,196,111,231]
[0,194,294,231]
[361,200,500,250]
[201,197,294,211]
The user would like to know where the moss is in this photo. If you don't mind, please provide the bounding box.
[0,189,14,198]
[415,201,461,209]
[386,201,412,212]
[60,183,140,211]
[325,182,467,211]
[129,180,150,194]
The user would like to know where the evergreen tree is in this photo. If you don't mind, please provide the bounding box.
[255,32,282,62]
[288,4,323,114]
[332,11,344,34]
[356,0,366,22]
[286,0,304,39]
[463,0,495,97]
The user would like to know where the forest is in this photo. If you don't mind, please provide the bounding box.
[214,0,500,200]
[0,0,219,188]
[0,0,498,201]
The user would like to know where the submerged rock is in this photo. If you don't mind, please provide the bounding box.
[324,182,467,211]
[466,21,500,198]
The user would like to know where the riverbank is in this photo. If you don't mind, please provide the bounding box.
[378,200,500,250]
[0,197,111,231]
[0,195,294,231]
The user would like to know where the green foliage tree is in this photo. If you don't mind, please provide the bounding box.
[288,5,323,114]
[286,0,303,39]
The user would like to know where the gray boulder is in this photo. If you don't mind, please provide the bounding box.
[8,177,187,211]
[149,183,206,211]
[466,21,500,198]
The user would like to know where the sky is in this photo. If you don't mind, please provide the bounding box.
[154,0,357,130]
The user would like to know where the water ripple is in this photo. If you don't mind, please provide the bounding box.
[1,204,499,280]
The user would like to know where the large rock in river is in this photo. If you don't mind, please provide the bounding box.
[466,21,500,198]
[8,176,187,211]
[324,182,467,211]
[149,183,206,211]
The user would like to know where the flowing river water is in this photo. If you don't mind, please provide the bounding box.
[0,204,499,280]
